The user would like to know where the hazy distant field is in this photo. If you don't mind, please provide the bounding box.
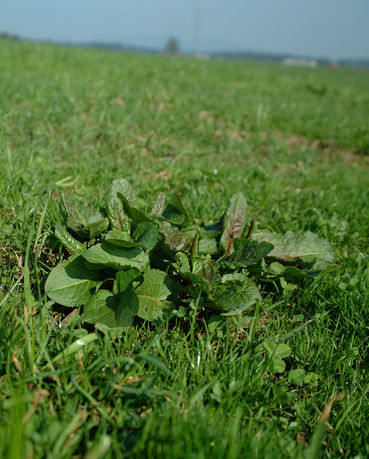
[0,40,369,458]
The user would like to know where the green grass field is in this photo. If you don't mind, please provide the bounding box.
[1,39,369,458]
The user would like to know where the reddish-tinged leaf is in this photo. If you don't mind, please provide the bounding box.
[220,193,248,254]
[151,192,166,216]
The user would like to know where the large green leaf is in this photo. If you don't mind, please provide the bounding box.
[82,242,149,271]
[252,230,335,266]
[192,259,221,288]
[82,289,116,327]
[209,274,261,314]
[116,285,139,326]
[183,226,217,254]
[204,215,224,237]
[107,178,135,233]
[178,259,220,298]
[45,254,99,307]
[220,193,248,255]
[114,269,142,294]
[182,272,211,297]
[136,269,173,321]
[118,193,191,250]
[221,239,274,268]
[105,230,139,247]
[199,238,217,255]
[156,220,192,251]
[162,193,191,225]
[46,178,336,330]
[110,178,136,205]
[118,193,154,224]
[149,235,178,268]
[81,287,138,327]
[55,222,85,255]
[67,205,109,240]
[173,252,191,274]
[133,222,159,249]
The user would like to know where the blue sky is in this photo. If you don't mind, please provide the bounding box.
[2,0,369,59]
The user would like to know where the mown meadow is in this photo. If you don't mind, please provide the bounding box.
[0,39,369,458]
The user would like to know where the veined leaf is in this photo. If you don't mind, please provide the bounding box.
[209,274,261,313]
[253,230,335,266]
[156,220,192,251]
[82,288,138,328]
[182,272,211,296]
[221,239,274,268]
[67,206,109,240]
[151,192,166,216]
[118,193,191,250]
[220,193,248,255]
[105,230,136,247]
[55,222,85,254]
[183,226,217,254]
[118,193,154,224]
[175,258,219,296]
[107,199,130,234]
[82,289,116,327]
[149,235,178,266]
[82,242,150,271]
[199,238,217,255]
[136,269,173,321]
[107,178,134,233]
[162,193,191,225]
[220,273,247,283]
[45,178,336,330]
[204,215,224,236]
[133,222,159,249]
[113,269,142,294]
[110,178,136,205]
[193,259,220,288]
[116,285,139,326]
[45,254,100,307]
[173,252,191,274]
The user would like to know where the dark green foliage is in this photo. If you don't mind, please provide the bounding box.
[54,222,85,254]
[45,254,100,307]
[221,239,274,268]
[106,178,134,234]
[45,179,334,326]
[64,199,109,240]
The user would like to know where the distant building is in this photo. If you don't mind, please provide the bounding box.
[282,58,318,68]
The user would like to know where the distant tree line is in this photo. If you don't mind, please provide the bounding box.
[1,32,368,68]
[0,32,20,40]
